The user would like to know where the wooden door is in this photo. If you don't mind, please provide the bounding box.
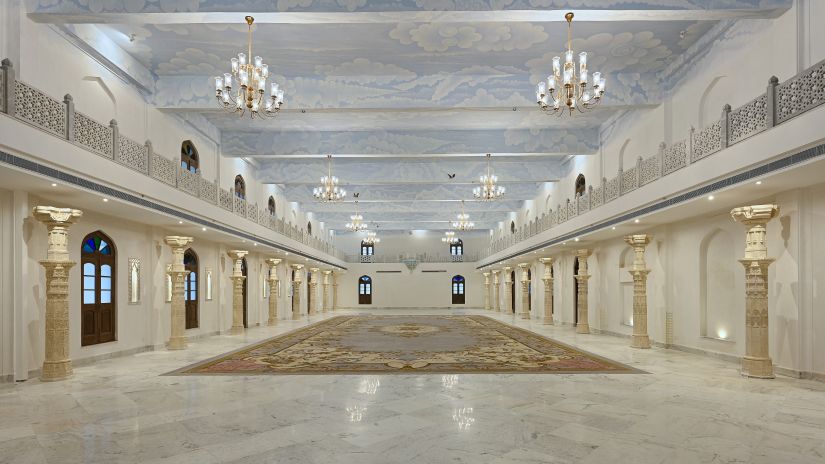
[184,249,198,329]
[241,258,248,327]
[81,232,116,346]
[451,275,465,304]
[358,276,372,304]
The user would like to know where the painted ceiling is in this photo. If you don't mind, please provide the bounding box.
[29,0,791,233]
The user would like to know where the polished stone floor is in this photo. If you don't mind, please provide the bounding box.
[2,308,824,464]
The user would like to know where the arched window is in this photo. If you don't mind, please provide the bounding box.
[268,196,276,217]
[575,174,586,197]
[360,240,374,256]
[307,221,312,236]
[510,221,516,234]
[358,275,372,304]
[184,249,198,329]
[81,231,116,346]
[234,174,246,199]
[181,140,199,173]
[450,238,463,256]
[452,275,466,304]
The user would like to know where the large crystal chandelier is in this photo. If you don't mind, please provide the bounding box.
[345,201,367,232]
[362,231,380,245]
[313,155,346,202]
[452,201,475,231]
[473,154,505,201]
[214,16,284,119]
[441,231,459,244]
[535,12,606,116]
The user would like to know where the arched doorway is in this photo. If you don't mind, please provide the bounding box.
[181,140,199,173]
[306,270,312,314]
[241,257,248,327]
[81,231,117,346]
[184,248,198,329]
[451,275,465,304]
[510,270,516,313]
[573,257,579,325]
[527,268,532,312]
[575,174,586,197]
[358,275,372,304]
[234,175,246,199]
[449,239,463,256]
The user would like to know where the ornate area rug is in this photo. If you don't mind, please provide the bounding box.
[168,316,642,375]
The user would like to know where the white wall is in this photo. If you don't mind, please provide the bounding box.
[336,230,488,258]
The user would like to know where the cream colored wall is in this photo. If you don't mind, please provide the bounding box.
[336,231,488,258]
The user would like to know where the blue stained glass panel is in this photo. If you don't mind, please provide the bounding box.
[83,276,95,290]
[101,290,111,304]
[100,276,111,291]
[83,262,96,277]
[83,290,95,304]
[100,265,111,277]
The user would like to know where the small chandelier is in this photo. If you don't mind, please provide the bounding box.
[313,155,346,202]
[363,231,380,245]
[442,231,459,244]
[535,12,606,116]
[473,154,505,201]
[452,200,475,231]
[214,16,284,119]
[346,201,367,232]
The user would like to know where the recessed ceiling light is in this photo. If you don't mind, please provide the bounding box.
[285,252,289,255]
[634,219,640,223]
[253,243,257,246]
[574,237,580,242]
[201,227,207,231]
[562,242,566,245]
[178,220,183,224]
[102,198,109,202]
[708,195,715,201]
[755,181,762,185]
[51,183,57,187]
[611,226,616,230]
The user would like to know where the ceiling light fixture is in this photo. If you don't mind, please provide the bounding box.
[708,195,715,200]
[452,200,475,231]
[102,198,109,202]
[313,155,346,202]
[51,183,57,187]
[363,230,380,245]
[214,16,284,119]
[473,154,505,201]
[535,12,606,116]
[755,181,762,185]
[442,230,459,244]
[634,219,640,223]
[345,200,367,231]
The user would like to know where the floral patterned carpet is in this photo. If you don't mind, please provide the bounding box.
[169,316,642,375]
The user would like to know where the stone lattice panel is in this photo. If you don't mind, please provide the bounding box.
[728,94,768,145]
[246,203,257,222]
[219,189,233,211]
[150,153,175,185]
[233,196,246,217]
[577,194,590,213]
[0,69,5,112]
[558,205,568,223]
[567,201,577,219]
[177,167,199,196]
[199,179,218,204]
[621,167,638,194]
[14,81,66,137]
[776,59,825,124]
[691,120,722,162]
[118,137,149,173]
[663,140,687,175]
[75,112,113,158]
[605,177,620,201]
[591,186,604,208]
[639,156,660,185]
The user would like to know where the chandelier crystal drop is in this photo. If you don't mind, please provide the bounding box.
[214,16,284,119]
[473,153,505,201]
[452,200,475,231]
[442,231,459,244]
[345,201,367,232]
[535,12,606,116]
[313,155,346,202]
[363,231,380,245]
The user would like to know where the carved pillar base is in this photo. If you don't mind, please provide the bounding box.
[230,276,246,334]
[40,261,75,381]
[575,274,591,334]
[630,270,651,349]
[542,279,554,325]
[322,283,330,312]
[167,270,189,349]
[740,259,774,379]
[519,281,530,320]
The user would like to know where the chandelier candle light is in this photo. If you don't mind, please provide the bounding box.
[535,12,606,115]
[363,231,380,245]
[452,200,475,231]
[346,201,367,232]
[313,155,346,202]
[473,154,505,201]
[215,16,284,118]
[442,231,459,244]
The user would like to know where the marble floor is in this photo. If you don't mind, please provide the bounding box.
[2,309,824,464]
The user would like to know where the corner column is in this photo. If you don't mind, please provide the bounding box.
[227,250,248,334]
[265,258,281,326]
[492,270,501,312]
[540,258,554,325]
[482,272,491,311]
[291,264,304,319]
[575,249,592,334]
[309,268,320,314]
[731,204,779,379]
[332,271,340,311]
[624,235,652,348]
[518,263,530,320]
[322,270,332,312]
[503,266,513,314]
[32,206,83,382]
[165,236,194,349]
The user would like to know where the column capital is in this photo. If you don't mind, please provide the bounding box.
[32,206,83,226]
[730,204,780,226]
[518,263,530,282]
[539,257,554,265]
[227,249,248,260]
[32,206,83,262]
[265,257,282,267]
[322,269,332,275]
[624,234,651,272]
[575,248,592,259]
[291,263,304,271]
[164,235,194,249]
[491,269,500,276]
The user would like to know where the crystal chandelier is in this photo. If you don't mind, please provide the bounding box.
[313,155,346,202]
[452,201,475,231]
[214,16,284,119]
[535,12,606,116]
[441,231,459,244]
[363,231,380,245]
[345,201,367,232]
[473,154,505,201]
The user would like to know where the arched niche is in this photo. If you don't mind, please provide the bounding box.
[699,228,737,340]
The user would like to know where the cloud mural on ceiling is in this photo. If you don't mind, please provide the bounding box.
[314,58,418,84]
[389,22,548,52]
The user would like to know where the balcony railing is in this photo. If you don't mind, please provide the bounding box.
[483,57,825,260]
[344,253,478,264]
[0,58,343,261]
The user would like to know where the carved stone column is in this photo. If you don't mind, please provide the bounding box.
[518,263,531,320]
[227,250,248,334]
[492,270,501,312]
[575,249,592,334]
[332,271,340,311]
[624,235,652,349]
[322,270,332,312]
[540,258,554,325]
[33,206,82,382]
[308,268,319,314]
[731,204,779,379]
[503,266,513,314]
[482,272,491,311]
[265,258,281,326]
[291,264,304,319]
[165,236,194,349]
